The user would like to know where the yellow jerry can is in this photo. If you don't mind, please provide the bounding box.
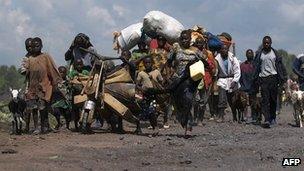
[189,60,205,81]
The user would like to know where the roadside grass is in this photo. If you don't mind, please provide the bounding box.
[0,101,57,129]
[0,101,10,122]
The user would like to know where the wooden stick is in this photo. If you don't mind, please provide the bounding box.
[81,62,96,95]
[95,61,104,99]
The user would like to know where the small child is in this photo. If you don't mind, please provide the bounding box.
[136,57,164,91]
[68,59,90,79]
[136,56,164,129]
[20,38,33,75]
[51,66,72,130]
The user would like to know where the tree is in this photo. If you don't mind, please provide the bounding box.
[0,65,25,96]
[277,49,296,77]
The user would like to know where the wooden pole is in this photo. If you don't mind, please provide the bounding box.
[95,61,104,99]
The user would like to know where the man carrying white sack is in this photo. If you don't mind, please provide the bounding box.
[215,44,241,122]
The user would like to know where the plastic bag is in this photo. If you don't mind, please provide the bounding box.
[113,23,143,52]
[205,32,223,52]
[143,11,184,44]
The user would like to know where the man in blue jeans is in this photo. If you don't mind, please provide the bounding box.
[253,36,287,128]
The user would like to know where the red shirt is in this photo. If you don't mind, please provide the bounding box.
[149,39,172,51]
[204,50,216,89]
[149,39,158,49]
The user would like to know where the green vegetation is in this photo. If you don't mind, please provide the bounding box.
[0,65,24,122]
[0,102,10,122]
[277,49,296,76]
[0,65,25,96]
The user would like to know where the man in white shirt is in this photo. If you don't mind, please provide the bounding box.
[215,44,241,122]
[253,36,287,128]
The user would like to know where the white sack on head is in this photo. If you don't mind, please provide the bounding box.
[143,11,184,44]
[113,23,144,52]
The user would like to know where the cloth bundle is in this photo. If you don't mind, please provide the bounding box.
[113,23,144,52]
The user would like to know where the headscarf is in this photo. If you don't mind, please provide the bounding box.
[74,33,93,48]
[218,32,233,47]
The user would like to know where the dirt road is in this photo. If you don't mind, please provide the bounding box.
[0,106,304,171]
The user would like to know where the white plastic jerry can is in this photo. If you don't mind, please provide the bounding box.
[189,60,205,81]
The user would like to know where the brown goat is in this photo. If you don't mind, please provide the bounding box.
[252,95,262,123]
[231,90,248,123]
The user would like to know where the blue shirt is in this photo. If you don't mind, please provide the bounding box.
[223,58,228,73]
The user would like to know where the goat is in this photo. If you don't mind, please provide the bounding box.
[231,90,248,123]
[291,90,304,127]
[251,95,262,124]
[8,88,26,134]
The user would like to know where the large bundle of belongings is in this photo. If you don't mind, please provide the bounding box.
[206,32,223,52]
[188,26,235,54]
[113,23,145,53]
[142,11,184,44]
[72,64,140,125]
[112,10,232,53]
[113,11,185,52]
[190,25,206,45]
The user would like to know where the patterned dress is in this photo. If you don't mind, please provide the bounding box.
[168,46,201,129]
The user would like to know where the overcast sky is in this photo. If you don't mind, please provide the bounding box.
[0,0,304,66]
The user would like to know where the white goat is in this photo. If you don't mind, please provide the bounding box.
[291,90,304,127]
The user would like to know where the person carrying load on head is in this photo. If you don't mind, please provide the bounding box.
[197,32,221,120]
[65,33,97,71]
[192,36,216,125]
[166,29,203,134]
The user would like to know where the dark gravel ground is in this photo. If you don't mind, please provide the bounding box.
[0,106,304,171]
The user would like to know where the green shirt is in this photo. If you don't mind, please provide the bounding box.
[130,49,149,71]
[68,69,90,79]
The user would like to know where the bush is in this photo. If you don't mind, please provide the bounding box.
[0,102,11,122]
